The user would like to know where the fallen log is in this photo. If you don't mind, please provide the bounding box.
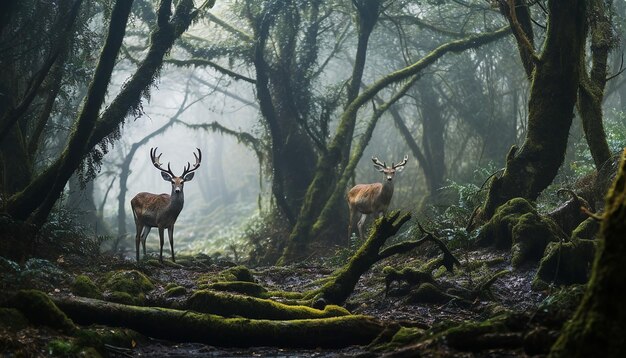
[52,295,386,348]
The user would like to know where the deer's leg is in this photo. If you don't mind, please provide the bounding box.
[158,227,165,263]
[141,226,151,255]
[168,226,175,262]
[134,222,142,262]
[348,206,356,242]
[357,214,368,240]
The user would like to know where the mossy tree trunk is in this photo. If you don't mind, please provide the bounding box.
[281,26,511,264]
[5,0,202,226]
[51,295,386,348]
[312,211,412,305]
[482,0,587,219]
[549,149,626,357]
[577,0,614,171]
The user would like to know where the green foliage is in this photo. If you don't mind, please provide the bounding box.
[39,207,104,258]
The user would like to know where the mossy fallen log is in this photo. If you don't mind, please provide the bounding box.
[186,290,350,320]
[52,296,387,348]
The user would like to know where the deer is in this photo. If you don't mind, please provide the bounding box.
[130,147,201,263]
[347,155,408,241]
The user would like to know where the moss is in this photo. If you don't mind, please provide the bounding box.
[265,291,305,300]
[390,326,424,345]
[106,291,139,305]
[532,240,596,289]
[54,295,385,348]
[511,212,563,268]
[0,308,29,330]
[478,198,563,268]
[440,313,526,351]
[478,198,537,248]
[101,270,155,305]
[48,339,75,356]
[75,327,141,354]
[406,283,454,304]
[165,285,187,297]
[219,265,255,282]
[9,290,76,333]
[71,275,102,299]
[188,290,349,320]
[203,281,268,298]
[571,217,600,241]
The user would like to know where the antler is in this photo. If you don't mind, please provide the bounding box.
[393,155,408,169]
[150,147,176,177]
[372,156,387,168]
[181,148,202,177]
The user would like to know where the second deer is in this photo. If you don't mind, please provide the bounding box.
[131,147,201,263]
[347,155,408,241]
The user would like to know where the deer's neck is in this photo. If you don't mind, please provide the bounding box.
[167,190,185,214]
[379,180,394,205]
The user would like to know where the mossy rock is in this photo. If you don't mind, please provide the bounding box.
[406,283,454,304]
[71,275,102,299]
[571,217,600,241]
[532,240,596,289]
[165,285,187,298]
[478,198,564,268]
[203,281,268,298]
[219,265,255,282]
[8,290,76,333]
[101,270,155,305]
[188,290,350,320]
[0,308,29,330]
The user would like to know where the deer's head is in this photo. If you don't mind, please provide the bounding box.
[372,155,408,182]
[150,147,202,194]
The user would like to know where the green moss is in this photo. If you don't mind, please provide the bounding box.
[532,240,596,289]
[0,308,28,330]
[102,270,155,305]
[9,290,76,333]
[188,290,350,320]
[511,212,563,268]
[571,217,600,241]
[390,326,425,345]
[478,198,537,248]
[478,198,563,268]
[48,339,75,356]
[71,275,102,299]
[76,327,141,353]
[106,291,138,305]
[219,265,255,282]
[165,285,186,297]
[203,281,268,297]
[265,291,305,300]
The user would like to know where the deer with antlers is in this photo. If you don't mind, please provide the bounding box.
[347,155,408,241]
[131,147,201,263]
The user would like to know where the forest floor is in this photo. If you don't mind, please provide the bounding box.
[0,235,583,357]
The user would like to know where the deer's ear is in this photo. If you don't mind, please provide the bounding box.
[183,172,195,182]
[395,166,405,173]
[373,164,384,172]
[161,171,173,181]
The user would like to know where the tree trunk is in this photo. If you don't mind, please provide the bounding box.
[482,0,587,219]
[5,0,200,225]
[282,27,511,263]
[577,0,614,171]
[52,295,386,348]
[549,148,626,357]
